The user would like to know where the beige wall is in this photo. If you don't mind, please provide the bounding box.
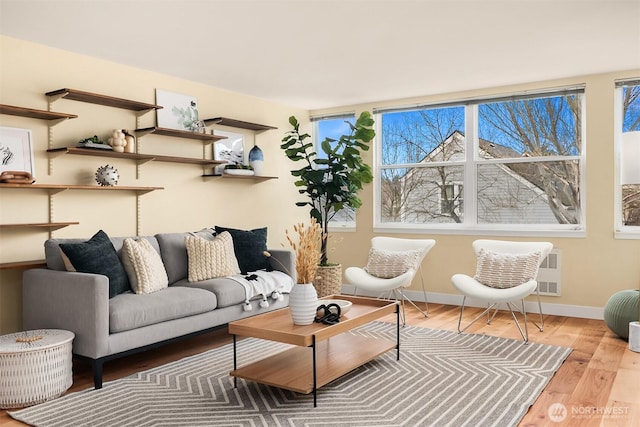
[1,36,639,333]
[0,36,308,333]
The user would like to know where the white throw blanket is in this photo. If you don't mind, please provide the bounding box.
[227,270,294,311]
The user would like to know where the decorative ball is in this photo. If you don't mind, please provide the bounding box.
[95,165,119,187]
[604,289,639,340]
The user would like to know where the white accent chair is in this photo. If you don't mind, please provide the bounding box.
[451,239,553,343]
[345,237,436,325]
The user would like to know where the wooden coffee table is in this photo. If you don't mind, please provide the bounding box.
[228,295,399,406]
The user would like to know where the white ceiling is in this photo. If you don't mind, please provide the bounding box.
[1,0,639,110]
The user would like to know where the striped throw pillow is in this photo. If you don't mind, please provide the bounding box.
[364,247,422,279]
[474,249,541,288]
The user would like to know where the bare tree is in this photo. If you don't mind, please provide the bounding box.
[480,96,582,224]
[381,108,464,223]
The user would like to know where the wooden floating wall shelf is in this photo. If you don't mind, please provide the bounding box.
[203,117,277,132]
[0,222,79,230]
[47,147,226,166]
[0,104,77,121]
[135,126,227,142]
[0,260,47,270]
[45,88,162,112]
[202,174,278,182]
[0,183,163,195]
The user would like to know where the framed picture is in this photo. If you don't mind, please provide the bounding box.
[155,89,200,132]
[0,126,34,175]
[213,130,244,175]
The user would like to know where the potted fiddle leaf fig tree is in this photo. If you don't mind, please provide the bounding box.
[281,111,375,296]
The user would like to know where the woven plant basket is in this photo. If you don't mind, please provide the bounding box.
[313,264,342,297]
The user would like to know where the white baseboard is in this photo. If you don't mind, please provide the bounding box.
[339,285,604,320]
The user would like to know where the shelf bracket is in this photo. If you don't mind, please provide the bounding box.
[47,149,68,159]
[50,118,69,127]
[134,128,155,138]
[135,108,155,118]
[47,91,69,104]
[47,187,68,196]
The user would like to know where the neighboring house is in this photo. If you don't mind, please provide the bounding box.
[382,131,560,224]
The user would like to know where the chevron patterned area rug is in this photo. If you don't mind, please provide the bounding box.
[10,322,571,427]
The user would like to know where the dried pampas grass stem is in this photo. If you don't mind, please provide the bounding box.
[286,218,322,284]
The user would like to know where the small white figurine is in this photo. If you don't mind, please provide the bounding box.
[108,129,126,152]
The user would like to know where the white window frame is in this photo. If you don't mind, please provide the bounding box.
[614,79,640,239]
[311,112,357,232]
[374,87,587,238]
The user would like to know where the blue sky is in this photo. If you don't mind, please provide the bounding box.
[317,117,353,144]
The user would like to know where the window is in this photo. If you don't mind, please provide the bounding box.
[312,113,357,228]
[375,87,585,235]
[615,79,640,236]
[441,183,463,216]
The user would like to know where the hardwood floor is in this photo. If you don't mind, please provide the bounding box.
[1,303,639,426]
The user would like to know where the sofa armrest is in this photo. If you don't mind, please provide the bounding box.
[22,268,110,359]
[267,248,296,284]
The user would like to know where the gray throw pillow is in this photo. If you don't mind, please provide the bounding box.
[59,229,131,298]
[214,226,270,274]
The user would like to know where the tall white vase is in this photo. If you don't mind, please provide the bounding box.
[288,283,318,325]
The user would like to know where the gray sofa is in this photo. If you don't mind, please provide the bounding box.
[22,231,295,389]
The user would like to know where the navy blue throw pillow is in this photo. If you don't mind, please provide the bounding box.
[214,226,270,274]
[59,230,131,298]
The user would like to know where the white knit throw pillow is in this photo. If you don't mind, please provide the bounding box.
[185,231,241,282]
[474,249,541,288]
[364,247,423,279]
[122,238,169,294]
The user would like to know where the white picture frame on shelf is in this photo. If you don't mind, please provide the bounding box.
[213,130,244,175]
[0,126,34,176]
[155,89,200,132]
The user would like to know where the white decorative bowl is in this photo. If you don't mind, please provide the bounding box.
[323,299,353,315]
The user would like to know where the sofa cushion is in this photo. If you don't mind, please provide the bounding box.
[155,229,216,284]
[109,286,217,333]
[122,237,169,294]
[215,226,270,274]
[172,277,246,308]
[185,232,241,282]
[59,230,131,298]
[45,235,160,271]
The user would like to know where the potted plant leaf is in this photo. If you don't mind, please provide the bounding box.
[281,111,375,296]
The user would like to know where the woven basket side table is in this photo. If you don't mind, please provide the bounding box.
[0,329,74,409]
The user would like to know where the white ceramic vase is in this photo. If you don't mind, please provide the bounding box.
[248,144,264,176]
[288,283,318,325]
